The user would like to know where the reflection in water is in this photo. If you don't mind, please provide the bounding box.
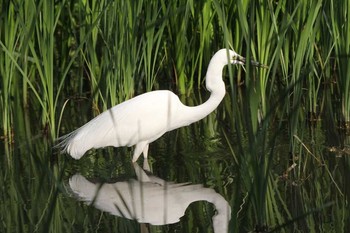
[68,160,231,232]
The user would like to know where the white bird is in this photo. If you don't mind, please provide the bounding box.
[57,48,264,162]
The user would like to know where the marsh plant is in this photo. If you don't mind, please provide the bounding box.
[1,0,349,232]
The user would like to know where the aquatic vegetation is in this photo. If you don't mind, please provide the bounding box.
[1,0,349,232]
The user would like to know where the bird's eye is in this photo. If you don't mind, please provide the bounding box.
[230,56,238,63]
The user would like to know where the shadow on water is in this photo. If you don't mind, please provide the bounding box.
[1,91,350,232]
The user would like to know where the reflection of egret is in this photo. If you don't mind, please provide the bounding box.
[57,49,265,162]
[68,160,231,232]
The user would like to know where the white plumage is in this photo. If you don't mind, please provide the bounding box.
[57,49,259,162]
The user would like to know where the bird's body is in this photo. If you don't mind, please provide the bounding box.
[57,49,262,162]
[60,90,216,161]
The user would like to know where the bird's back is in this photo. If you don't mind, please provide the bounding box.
[57,90,185,158]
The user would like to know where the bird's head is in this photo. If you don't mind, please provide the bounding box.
[205,48,267,92]
[225,49,268,68]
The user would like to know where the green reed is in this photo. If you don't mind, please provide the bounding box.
[102,1,143,105]
[328,0,350,123]
[81,0,106,109]
[161,0,193,95]
[1,0,350,140]
[141,1,166,92]
[1,0,350,232]
[0,1,18,144]
[219,1,347,231]
[0,0,65,139]
[32,0,64,138]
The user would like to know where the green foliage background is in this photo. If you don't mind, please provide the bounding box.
[1,0,349,232]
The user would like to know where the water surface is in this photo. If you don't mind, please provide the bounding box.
[1,93,349,233]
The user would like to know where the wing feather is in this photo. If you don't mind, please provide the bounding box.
[56,90,183,159]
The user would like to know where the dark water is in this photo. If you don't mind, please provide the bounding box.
[1,93,349,233]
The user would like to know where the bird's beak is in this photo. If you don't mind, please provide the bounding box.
[235,55,268,69]
[250,59,269,69]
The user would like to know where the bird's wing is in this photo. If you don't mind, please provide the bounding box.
[57,90,183,158]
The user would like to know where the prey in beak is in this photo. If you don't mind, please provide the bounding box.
[232,54,268,69]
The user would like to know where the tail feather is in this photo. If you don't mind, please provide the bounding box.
[54,130,86,159]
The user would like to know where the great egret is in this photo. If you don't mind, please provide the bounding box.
[57,48,265,162]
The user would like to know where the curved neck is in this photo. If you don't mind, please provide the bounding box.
[179,51,229,126]
[182,76,226,124]
[191,54,228,119]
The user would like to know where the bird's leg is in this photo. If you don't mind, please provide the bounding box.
[142,144,149,159]
[143,158,151,172]
[132,142,148,163]
[133,162,151,182]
